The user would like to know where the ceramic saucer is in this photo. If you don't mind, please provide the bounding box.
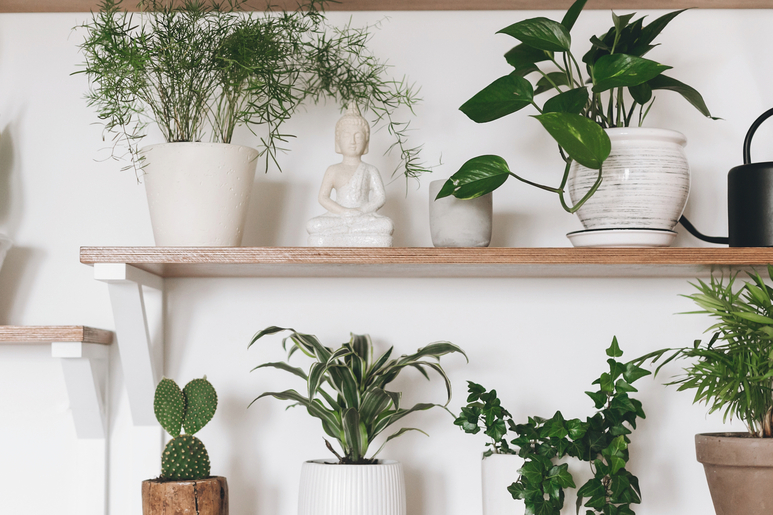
[566,228,677,248]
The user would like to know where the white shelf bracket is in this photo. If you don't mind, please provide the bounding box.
[51,340,110,515]
[94,263,164,426]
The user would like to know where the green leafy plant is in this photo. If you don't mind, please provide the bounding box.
[436,0,713,213]
[453,382,517,456]
[76,0,427,181]
[455,338,650,515]
[249,326,467,464]
[154,376,218,480]
[637,267,773,437]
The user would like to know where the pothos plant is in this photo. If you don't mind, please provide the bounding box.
[436,0,713,213]
[250,326,467,464]
[637,267,773,438]
[455,338,651,515]
[76,0,427,181]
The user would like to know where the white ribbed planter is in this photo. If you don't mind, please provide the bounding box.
[142,142,258,246]
[482,453,523,515]
[567,128,690,232]
[0,233,12,272]
[298,460,406,515]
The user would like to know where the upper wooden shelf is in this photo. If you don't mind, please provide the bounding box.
[2,0,766,13]
[79,246,773,278]
[0,325,114,344]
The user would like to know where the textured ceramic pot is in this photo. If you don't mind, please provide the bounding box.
[482,453,523,515]
[298,459,406,515]
[695,432,773,515]
[429,180,492,247]
[567,128,690,231]
[142,476,228,515]
[142,142,258,246]
[0,234,11,272]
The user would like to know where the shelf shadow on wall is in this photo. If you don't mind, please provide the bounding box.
[0,246,44,324]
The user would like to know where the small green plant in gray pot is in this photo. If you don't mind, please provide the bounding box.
[638,267,773,515]
[77,0,427,246]
[142,376,227,515]
[437,0,714,244]
[249,326,467,515]
[455,337,650,515]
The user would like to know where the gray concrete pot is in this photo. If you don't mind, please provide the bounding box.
[695,432,773,515]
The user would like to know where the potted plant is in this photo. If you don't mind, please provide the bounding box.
[436,0,714,246]
[638,267,773,515]
[249,326,467,515]
[77,0,427,246]
[455,338,651,515]
[143,376,226,515]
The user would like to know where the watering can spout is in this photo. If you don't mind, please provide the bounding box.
[679,216,729,245]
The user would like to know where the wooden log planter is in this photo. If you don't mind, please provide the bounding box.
[142,476,228,515]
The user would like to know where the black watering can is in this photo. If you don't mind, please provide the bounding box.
[681,107,773,247]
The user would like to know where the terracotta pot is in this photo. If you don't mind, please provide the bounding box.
[695,432,773,515]
[142,476,228,515]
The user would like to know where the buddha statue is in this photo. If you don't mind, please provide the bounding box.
[307,104,394,247]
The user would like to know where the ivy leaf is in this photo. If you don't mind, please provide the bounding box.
[623,362,651,383]
[532,112,611,169]
[567,418,589,440]
[606,336,623,357]
[548,463,576,488]
[615,379,638,393]
[519,459,547,485]
[592,54,671,93]
[460,73,534,123]
[436,155,511,201]
[586,390,607,409]
[498,17,572,52]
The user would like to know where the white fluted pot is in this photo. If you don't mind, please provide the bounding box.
[298,460,406,515]
[482,453,523,515]
[142,142,258,246]
[0,233,11,272]
[567,128,690,231]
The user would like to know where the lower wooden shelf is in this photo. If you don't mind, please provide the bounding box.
[0,325,113,344]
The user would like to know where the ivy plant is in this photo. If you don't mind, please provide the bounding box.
[250,326,467,464]
[454,382,517,456]
[436,0,713,213]
[455,337,651,515]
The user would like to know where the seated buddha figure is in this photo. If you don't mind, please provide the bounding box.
[307,104,394,247]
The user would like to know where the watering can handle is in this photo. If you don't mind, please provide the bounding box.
[743,107,773,165]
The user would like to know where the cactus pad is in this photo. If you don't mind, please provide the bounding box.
[182,376,218,435]
[154,378,184,437]
[161,434,211,480]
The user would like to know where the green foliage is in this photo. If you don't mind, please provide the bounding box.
[250,326,467,463]
[76,0,428,181]
[154,376,218,480]
[161,434,211,480]
[637,268,773,437]
[455,337,650,515]
[438,0,714,213]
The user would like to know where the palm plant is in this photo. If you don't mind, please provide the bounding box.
[76,0,427,180]
[249,326,467,464]
[638,267,773,437]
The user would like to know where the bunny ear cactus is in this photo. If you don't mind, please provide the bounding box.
[249,326,467,464]
[154,376,218,480]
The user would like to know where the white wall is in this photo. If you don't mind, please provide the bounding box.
[0,7,769,515]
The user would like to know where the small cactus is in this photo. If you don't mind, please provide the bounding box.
[153,376,218,480]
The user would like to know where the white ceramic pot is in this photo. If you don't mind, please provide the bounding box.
[142,142,258,246]
[567,128,690,231]
[429,180,492,247]
[482,453,523,515]
[298,459,406,515]
[0,233,12,272]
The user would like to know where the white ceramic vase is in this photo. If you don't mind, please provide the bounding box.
[567,128,690,232]
[0,233,11,272]
[482,453,523,515]
[297,459,406,515]
[429,180,493,247]
[142,142,258,246]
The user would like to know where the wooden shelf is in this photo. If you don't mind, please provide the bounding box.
[0,325,113,344]
[2,0,766,13]
[79,246,773,278]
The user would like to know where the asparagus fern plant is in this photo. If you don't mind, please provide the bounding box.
[250,326,467,464]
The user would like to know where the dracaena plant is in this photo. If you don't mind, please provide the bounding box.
[637,267,773,438]
[249,326,467,464]
[76,0,428,181]
[455,338,651,515]
[436,0,713,213]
